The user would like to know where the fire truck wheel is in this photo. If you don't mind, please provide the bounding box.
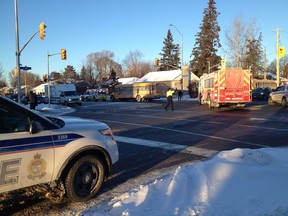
[208,96,212,109]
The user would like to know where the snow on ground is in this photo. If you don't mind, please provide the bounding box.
[32,101,288,216]
[82,147,288,216]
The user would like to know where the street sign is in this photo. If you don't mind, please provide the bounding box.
[20,66,32,70]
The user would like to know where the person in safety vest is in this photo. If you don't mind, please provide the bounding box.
[165,87,175,111]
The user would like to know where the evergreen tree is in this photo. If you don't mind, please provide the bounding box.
[159,29,180,71]
[243,33,263,78]
[63,65,79,80]
[190,0,221,77]
[80,66,88,81]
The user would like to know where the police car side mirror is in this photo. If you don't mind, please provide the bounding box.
[30,121,43,134]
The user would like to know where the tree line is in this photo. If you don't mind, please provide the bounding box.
[1,0,287,90]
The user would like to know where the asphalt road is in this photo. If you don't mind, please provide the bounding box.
[5,99,288,215]
[69,99,288,194]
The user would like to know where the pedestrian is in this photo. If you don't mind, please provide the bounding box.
[165,88,175,111]
[178,90,183,101]
[28,91,37,110]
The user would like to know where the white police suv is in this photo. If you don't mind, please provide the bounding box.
[0,96,119,208]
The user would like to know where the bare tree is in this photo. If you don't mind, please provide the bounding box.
[122,50,153,77]
[224,15,261,67]
[9,70,41,88]
[0,64,7,88]
[224,15,247,67]
[86,50,122,83]
[122,50,143,77]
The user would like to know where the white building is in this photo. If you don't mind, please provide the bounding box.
[118,77,139,84]
[137,69,199,90]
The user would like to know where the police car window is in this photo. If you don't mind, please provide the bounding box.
[0,103,29,134]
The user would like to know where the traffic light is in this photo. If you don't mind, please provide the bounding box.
[39,22,46,40]
[155,58,159,67]
[279,46,285,58]
[14,67,18,77]
[61,49,67,60]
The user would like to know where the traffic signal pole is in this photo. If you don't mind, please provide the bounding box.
[14,0,47,103]
[14,0,21,103]
[47,51,59,107]
[46,49,66,107]
[275,28,280,87]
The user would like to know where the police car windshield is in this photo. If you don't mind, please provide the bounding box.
[45,116,65,128]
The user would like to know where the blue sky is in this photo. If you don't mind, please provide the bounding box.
[1,0,287,79]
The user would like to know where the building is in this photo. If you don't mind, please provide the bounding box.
[137,68,199,90]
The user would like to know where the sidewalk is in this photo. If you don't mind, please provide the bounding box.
[24,103,75,116]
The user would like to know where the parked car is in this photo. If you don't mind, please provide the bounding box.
[268,85,288,107]
[6,94,18,102]
[252,87,272,101]
[21,95,46,105]
[0,95,119,208]
[80,89,98,102]
[95,90,107,102]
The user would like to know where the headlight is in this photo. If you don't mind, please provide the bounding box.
[99,128,116,144]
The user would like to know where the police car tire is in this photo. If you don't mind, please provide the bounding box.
[64,155,105,202]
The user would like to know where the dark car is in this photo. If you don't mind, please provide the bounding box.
[21,95,46,105]
[252,87,272,101]
[6,94,19,102]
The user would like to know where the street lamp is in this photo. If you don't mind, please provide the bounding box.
[169,24,184,90]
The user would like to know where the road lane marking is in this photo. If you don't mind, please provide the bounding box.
[97,113,288,132]
[115,136,218,158]
[103,120,269,148]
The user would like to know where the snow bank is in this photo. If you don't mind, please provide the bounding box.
[86,148,288,216]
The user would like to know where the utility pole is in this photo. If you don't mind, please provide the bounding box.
[47,49,66,107]
[169,24,184,90]
[264,47,267,80]
[275,28,281,86]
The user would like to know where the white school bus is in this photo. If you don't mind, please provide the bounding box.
[110,82,168,102]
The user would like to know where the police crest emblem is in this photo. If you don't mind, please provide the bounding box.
[27,153,47,180]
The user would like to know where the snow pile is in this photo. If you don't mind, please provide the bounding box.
[85,148,288,216]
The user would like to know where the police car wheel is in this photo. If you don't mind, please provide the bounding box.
[64,155,105,202]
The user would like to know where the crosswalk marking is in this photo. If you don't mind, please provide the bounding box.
[115,136,218,158]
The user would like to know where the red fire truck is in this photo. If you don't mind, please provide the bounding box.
[198,68,252,108]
